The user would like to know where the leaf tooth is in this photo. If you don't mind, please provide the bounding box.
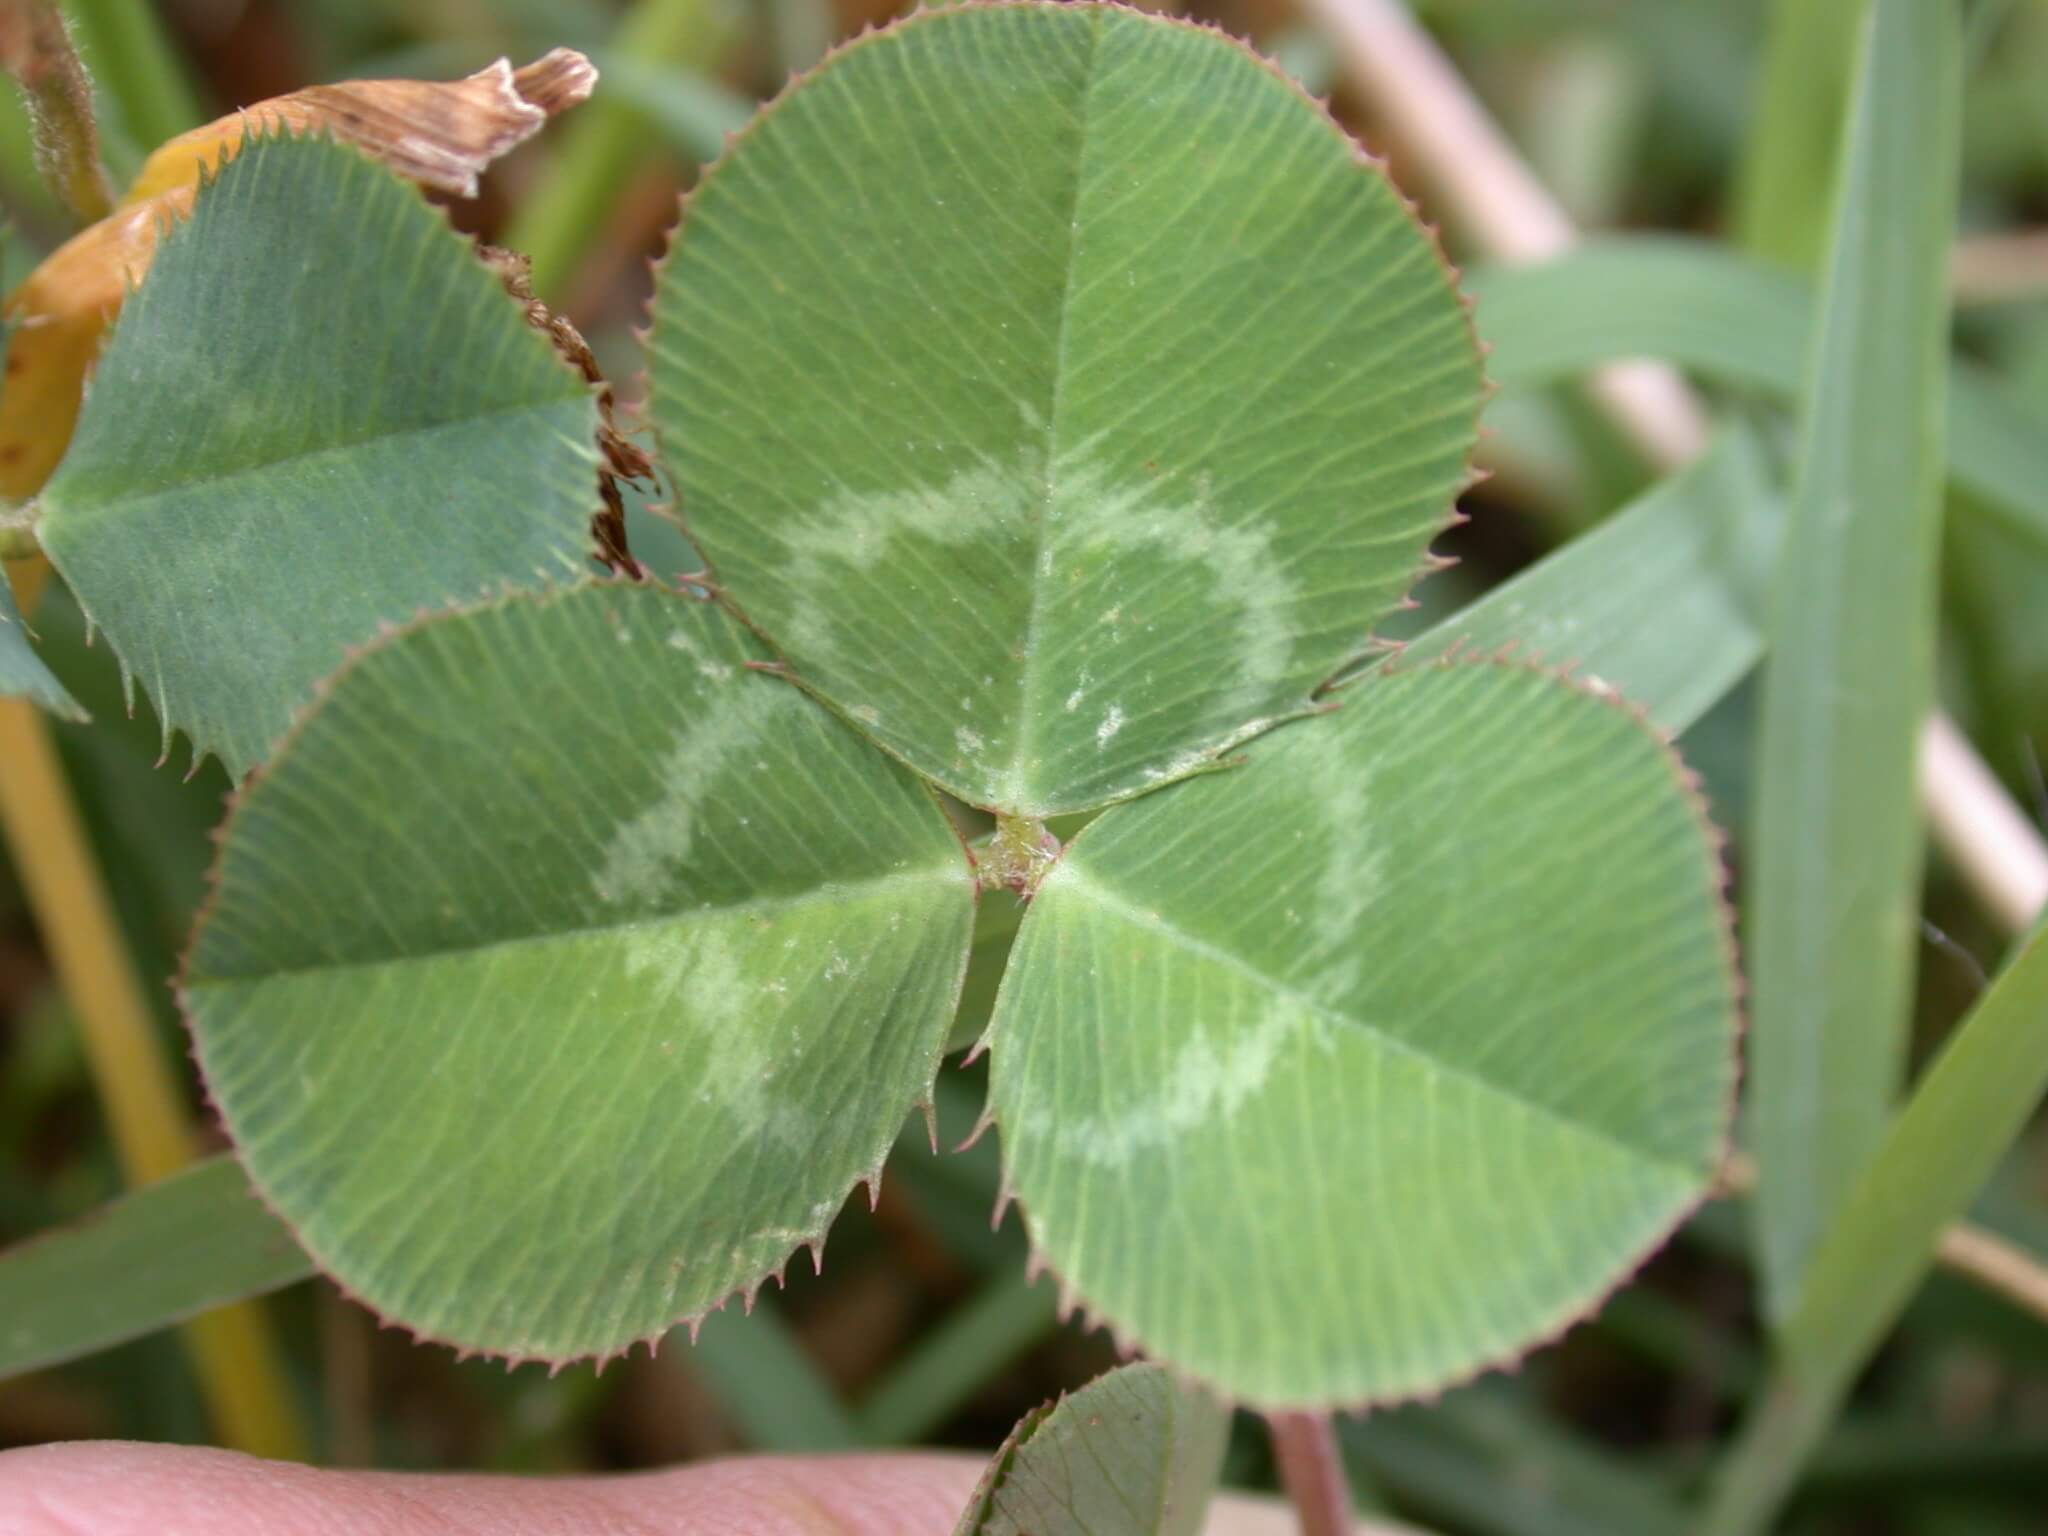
[956,1094,997,1151]
[910,1096,939,1154]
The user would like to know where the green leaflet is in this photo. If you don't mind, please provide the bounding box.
[989,661,1738,1407]
[0,1156,312,1379]
[1469,236,2048,556]
[1743,0,1959,1321]
[953,1363,1227,1536]
[648,2,1480,816]
[184,583,975,1362]
[38,133,601,777]
[0,576,86,721]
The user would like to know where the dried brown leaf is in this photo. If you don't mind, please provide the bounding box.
[0,50,596,499]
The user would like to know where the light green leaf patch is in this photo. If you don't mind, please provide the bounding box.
[649,2,1480,817]
[0,576,86,721]
[38,133,601,777]
[954,1363,1227,1536]
[185,583,976,1362]
[989,661,1738,1408]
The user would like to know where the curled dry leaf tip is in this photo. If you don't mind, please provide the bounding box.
[0,50,597,501]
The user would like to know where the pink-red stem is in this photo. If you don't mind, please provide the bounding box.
[1268,1412,1355,1536]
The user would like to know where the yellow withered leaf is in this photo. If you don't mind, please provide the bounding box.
[0,49,595,500]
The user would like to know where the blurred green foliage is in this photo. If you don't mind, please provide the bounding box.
[1,2,2046,1532]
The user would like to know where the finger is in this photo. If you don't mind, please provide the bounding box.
[0,1440,1398,1536]
[0,1441,980,1536]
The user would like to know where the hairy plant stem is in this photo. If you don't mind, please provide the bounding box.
[1269,1412,1356,1536]
[0,564,304,1460]
[61,0,204,151]
[0,1,112,222]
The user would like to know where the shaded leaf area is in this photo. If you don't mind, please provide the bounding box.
[1396,426,1776,734]
[954,1363,1226,1536]
[0,1156,310,1379]
[1471,236,2048,555]
[37,133,600,777]
[1744,0,1958,1323]
[0,574,85,721]
[185,583,976,1362]
[649,2,1480,816]
[990,662,1737,1407]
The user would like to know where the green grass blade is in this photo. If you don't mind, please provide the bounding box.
[1397,427,1775,735]
[504,0,734,296]
[1743,0,1960,1321]
[684,1304,862,1451]
[588,52,751,164]
[60,0,205,152]
[1700,920,2048,1533]
[1730,0,1862,270]
[0,1156,312,1379]
[853,1266,1060,1446]
[1469,238,2048,557]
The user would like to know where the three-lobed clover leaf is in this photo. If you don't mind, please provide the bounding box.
[170,1,1738,1408]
